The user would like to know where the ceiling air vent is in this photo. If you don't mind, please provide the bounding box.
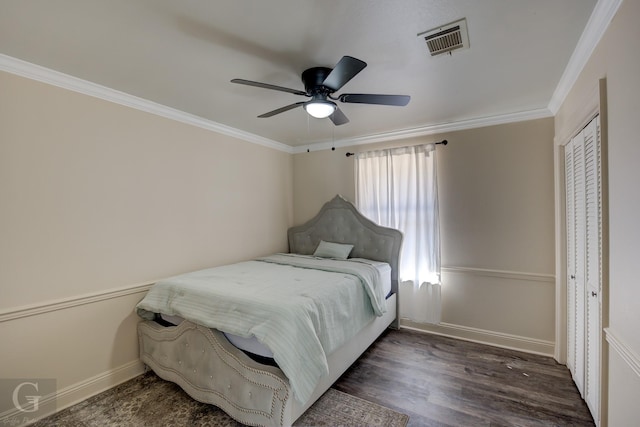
[418,18,469,56]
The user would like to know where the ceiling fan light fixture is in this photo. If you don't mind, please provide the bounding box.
[304,100,336,119]
[232,55,409,126]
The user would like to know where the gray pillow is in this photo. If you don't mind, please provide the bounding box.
[313,240,354,259]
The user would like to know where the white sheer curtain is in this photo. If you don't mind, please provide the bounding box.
[355,143,441,324]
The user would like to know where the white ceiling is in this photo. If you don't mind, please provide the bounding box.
[0,0,600,150]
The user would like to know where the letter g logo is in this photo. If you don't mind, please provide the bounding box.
[12,381,41,413]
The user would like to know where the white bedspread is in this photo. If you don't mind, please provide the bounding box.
[136,254,386,404]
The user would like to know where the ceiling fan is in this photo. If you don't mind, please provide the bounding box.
[231,56,410,126]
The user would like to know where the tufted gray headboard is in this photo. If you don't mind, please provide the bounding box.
[287,195,403,295]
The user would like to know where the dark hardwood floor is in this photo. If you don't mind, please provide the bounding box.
[333,328,594,427]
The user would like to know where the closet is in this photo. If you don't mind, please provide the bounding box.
[564,114,603,424]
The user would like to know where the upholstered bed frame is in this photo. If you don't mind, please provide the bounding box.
[137,195,403,426]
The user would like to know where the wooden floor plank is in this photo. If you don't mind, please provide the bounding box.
[333,328,594,427]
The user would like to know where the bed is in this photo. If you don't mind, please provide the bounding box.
[136,195,403,426]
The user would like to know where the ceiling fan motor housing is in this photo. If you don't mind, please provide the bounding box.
[302,67,333,95]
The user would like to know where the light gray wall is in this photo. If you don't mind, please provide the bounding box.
[555,0,640,424]
[293,118,556,354]
[0,70,293,414]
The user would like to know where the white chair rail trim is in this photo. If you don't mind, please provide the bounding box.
[0,282,154,323]
[605,328,640,378]
[442,266,555,284]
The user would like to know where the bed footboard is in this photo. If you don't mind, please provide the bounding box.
[137,320,293,427]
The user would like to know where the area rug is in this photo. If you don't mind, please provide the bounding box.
[33,372,409,426]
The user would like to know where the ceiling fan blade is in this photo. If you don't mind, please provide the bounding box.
[329,107,349,126]
[339,93,410,106]
[322,56,367,92]
[258,102,306,118]
[231,78,307,96]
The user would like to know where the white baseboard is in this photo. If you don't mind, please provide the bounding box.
[0,359,145,426]
[401,319,555,356]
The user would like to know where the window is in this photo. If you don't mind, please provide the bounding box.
[355,143,441,324]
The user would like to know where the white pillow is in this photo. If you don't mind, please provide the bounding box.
[313,240,354,259]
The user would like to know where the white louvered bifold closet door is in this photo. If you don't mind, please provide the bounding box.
[568,131,587,396]
[565,136,577,378]
[583,116,602,422]
[565,114,602,424]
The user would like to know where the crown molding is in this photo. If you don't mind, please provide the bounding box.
[547,0,622,114]
[0,54,293,154]
[292,108,552,153]
[3,0,615,160]
[2,52,551,154]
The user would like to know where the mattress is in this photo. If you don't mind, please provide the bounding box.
[158,257,392,359]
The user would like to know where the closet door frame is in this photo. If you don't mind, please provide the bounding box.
[554,78,609,426]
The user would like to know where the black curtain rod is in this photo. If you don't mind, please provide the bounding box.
[345,140,448,157]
